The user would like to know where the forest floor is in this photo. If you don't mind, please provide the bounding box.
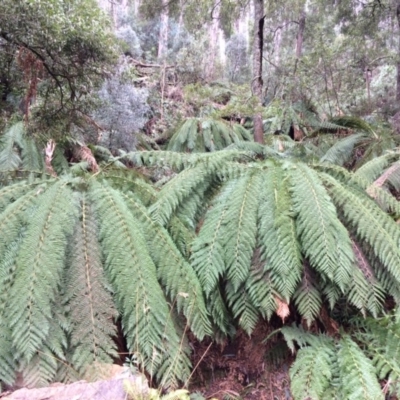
[190,323,293,400]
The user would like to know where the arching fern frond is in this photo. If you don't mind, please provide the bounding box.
[289,164,354,291]
[66,195,118,376]
[338,335,383,400]
[167,118,252,153]
[9,181,77,362]
[122,191,211,340]
[0,122,43,172]
[280,326,384,400]
[89,182,190,380]
[258,165,302,301]
[320,133,366,166]
[354,152,400,183]
[0,170,214,389]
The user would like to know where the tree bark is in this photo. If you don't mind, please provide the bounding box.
[206,0,222,81]
[396,0,400,102]
[157,0,169,60]
[251,0,265,144]
[294,9,306,76]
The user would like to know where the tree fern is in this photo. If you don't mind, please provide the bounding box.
[131,147,400,333]
[281,326,385,400]
[167,118,252,153]
[0,170,213,388]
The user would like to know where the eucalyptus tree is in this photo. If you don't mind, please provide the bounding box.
[0,0,117,135]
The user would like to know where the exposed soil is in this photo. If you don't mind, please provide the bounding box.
[189,322,293,399]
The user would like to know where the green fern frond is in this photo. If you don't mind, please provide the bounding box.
[293,265,322,324]
[225,282,260,334]
[149,165,214,226]
[289,163,354,291]
[223,173,261,290]
[0,179,51,213]
[167,118,252,153]
[354,152,400,183]
[348,240,385,316]
[258,165,302,301]
[207,287,232,335]
[280,325,388,400]
[314,162,400,218]
[167,216,195,258]
[328,116,376,135]
[66,195,118,375]
[320,133,365,166]
[245,264,276,320]
[125,149,254,172]
[191,174,258,298]
[9,181,77,362]
[21,344,59,388]
[280,325,325,350]
[355,317,400,396]
[0,235,23,386]
[89,182,191,384]
[322,173,400,285]
[21,137,44,171]
[290,337,336,400]
[338,335,383,400]
[122,192,211,340]
[0,122,24,171]
[0,122,43,172]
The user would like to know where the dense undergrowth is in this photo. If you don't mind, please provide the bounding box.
[1,114,400,400]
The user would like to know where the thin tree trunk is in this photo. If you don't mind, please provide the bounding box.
[206,0,222,80]
[157,0,169,60]
[396,1,400,102]
[252,0,265,144]
[274,25,282,66]
[294,10,306,76]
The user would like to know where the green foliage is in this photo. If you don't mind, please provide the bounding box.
[263,99,348,137]
[281,319,400,400]
[167,118,252,153]
[0,170,211,389]
[0,0,117,135]
[0,122,43,172]
[124,147,400,336]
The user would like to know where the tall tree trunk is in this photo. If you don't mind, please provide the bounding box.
[396,0,400,102]
[294,9,306,76]
[206,0,222,80]
[158,0,169,60]
[252,0,265,144]
[274,25,282,66]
